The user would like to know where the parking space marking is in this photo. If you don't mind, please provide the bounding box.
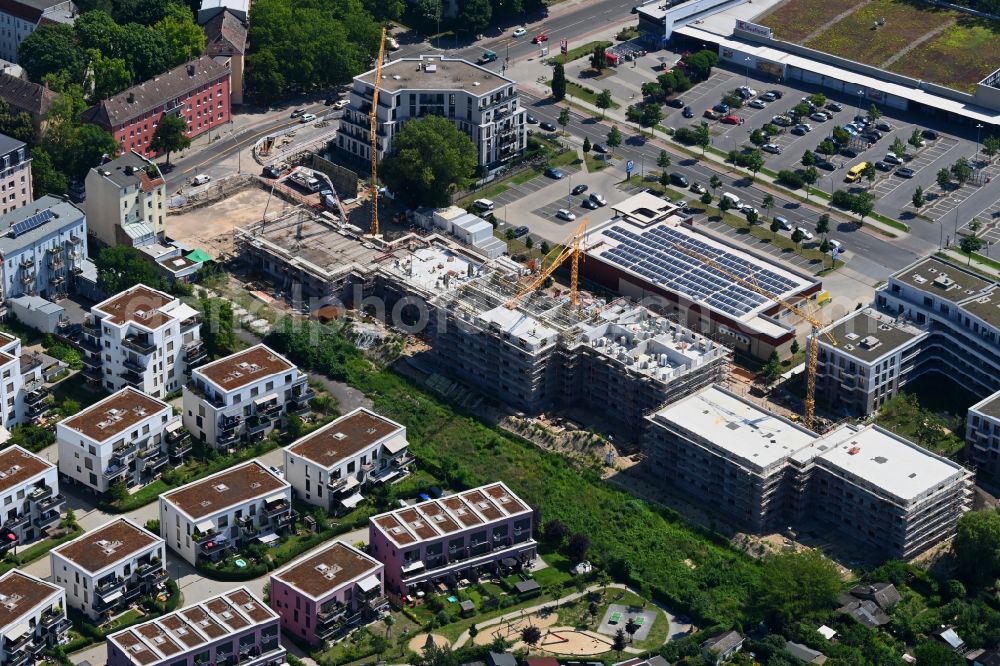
[867,137,960,200]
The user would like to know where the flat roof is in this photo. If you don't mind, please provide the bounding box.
[287,408,404,469]
[811,424,970,502]
[0,196,83,256]
[379,243,485,297]
[650,385,817,473]
[971,389,1000,420]
[819,308,926,363]
[357,56,512,95]
[0,570,61,631]
[53,519,161,574]
[195,344,294,392]
[891,257,993,304]
[958,291,1000,329]
[0,445,51,495]
[107,588,276,666]
[478,305,559,349]
[272,541,381,601]
[93,284,177,328]
[371,482,531,547]
[61,388,169,442]
[162,461,288,520]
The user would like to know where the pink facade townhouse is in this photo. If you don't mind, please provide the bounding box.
[368,482,536,598]
[270,541,387,646]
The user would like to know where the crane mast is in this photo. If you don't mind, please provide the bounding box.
[369,28,387,237]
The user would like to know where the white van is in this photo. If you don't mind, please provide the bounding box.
[473,198,495,211]
[829,239,844,252]
[721,192,741,209]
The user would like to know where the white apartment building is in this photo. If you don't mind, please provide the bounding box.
[284,408,412,515]
[159,461,294,566]
[967,394,1000,478]
[183,344,309,448]
[338,55,526,169]
[50,518,166,621]
[57,388,179,495]
[0,0,76,63]
[0,569,70,664]
[0,133,30,216]
[84,151,166,248]
[81,284,206,397]
[0,445,62,555]
[0,332,27,428]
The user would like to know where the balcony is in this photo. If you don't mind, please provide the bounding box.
[122,335,155,355]
[7,650,31,666]
[120,369,144,387]
[96,575,126,598]
[183,341,207,365]
[27,399,50,419]
[103,463,128,481]
[82,365,103,382]
[123,357,146,373]
[25,483,52,503]
[274,509,297,529]
[51,274,65,286]
[4,513,28,532]
[181,315,201,332]
[48,256,64,270]
[20,270,34,284]
[246,415,270,435]
[18,257,32,270]
[190,383,226,408]
[265,498,291,518]
[218,412,242,432]
[138,450,168,473]
[39,610,64,630]
[81,317,102,338]
[5,630,33,655]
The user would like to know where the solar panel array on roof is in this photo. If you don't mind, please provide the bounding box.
[599,225,799,317]
[10,209,54,237]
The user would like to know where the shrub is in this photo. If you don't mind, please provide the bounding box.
[831,189,855,209]
[777,170,804,189]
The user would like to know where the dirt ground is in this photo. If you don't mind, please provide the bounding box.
[167,187,276,258]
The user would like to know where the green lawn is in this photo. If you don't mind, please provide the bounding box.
[876,374,972,459]
[549,40,613,65]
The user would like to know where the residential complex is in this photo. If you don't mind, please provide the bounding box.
[0,330,41,428]
[270,541,387,646]
[0,569,70,665]
[0,133,30,215]
[50,518,167,620]
[158,461,294,566]
[182,344,309,447]
[284,407,410,514]
[968,395,1000,478]
[84,151,166,248]
[0,445,62,554]
[81,284,205,396]
[644,385,973,559]
[0,0,76,63]
[0,73,58,131]
[56,388,179,495]
[0,195,88,303]
[368,482,536,596]
[81,56,232,157]
[106,588,284,666]
[338,55,526,169]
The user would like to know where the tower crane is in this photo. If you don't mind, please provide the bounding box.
[369,27,387,237]
[505,218,588,310]
[669,242,836,430]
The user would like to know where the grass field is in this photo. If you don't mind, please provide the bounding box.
[758,0,867,42]
[890,17,1000,91]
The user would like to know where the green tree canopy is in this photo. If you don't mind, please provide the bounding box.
[31,149,68,198]
[380,115,477,208]
[756,550,841,626]
[457,0,491,34]
[150,113,192,164]
[155,2,206,68]
[551,63,566,101]
[198,296,237,359]
[19,24,84,83]
[96,245,162,295]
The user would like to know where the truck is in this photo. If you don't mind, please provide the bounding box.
[289,169,324,192]
[478,50,497,64]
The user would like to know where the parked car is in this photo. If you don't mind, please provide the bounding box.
[682,106,694,118]
[544,167,564,179]
[300,113,317,123]
[864,130,883,142]
[513,27,527,37]
[689,182,707,194]
[772,115,792,127]
[883,153,902,165]
[748,99,767,109]
[828,239,844,252]
[290,108,307,118]
[743,206,760,218]
[540,121,557,131]
[191,174,211,185]
[712,103,730,114]
[514,225,530,237]
[825,102,843,112]
[840,147,859,158]
[767,90,784,99]
[526,115,538,124]
[874,161,892,171]
[895,167,916,178]
[922,128,940,140]
[816,160,836,171]
[738,86,757,99]
[762,143,781,154]
[760,91,777,102]
[775,215,793,231]
[582,198,599,209]
[556,208,576,221]
[532,33,549,43]
[331,100,349,110]
[669,172,689,187]
[474,198,495,211]
[875,121,893,132]
[795,227,814,240]
[809,112,829,122]
[261,165,281,178]
[592,143,608,153]
[571,184,588,195]
[720,115,740,125]
[589,192,607,206]
[666,98,685,108]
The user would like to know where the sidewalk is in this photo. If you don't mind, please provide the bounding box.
[940,248,1000,279]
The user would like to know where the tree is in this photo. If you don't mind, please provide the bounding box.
[700,191,713,205]
[371,635,389,660]
[807,93,826,107]
[658,170,670,187]
[816,140,837,156]
[30,149,68,199]
[566,532,590,557]
[590,45,607,72]
[657,150,671,169]
[913,641,965,666]
[722,90,743,109]
[521,625,542,648]
[761,193,775,219]
[802,166,819,196]
[557,107,571,130]
[154,2,206,68]
[540,241,550,255]
[69,124,118,179]
[199,296,237,359]
[89,51,133,101]
[816,213,830,236]
[0,100,34,144]
[819,238,832,266]
[9,424,55,452]
[955,509,1000,587]
[639,103,662,133]
[582,136,591,154]
[937,167,952,190]
[551,63,566,101]
[109,480,129,504]
[543,519,569,545]
[745,208,759,228]
[380,115,477,208]
[984,135,1000,158]
[866,103,882,123]
[457,0,492,34]
[801,149,816,166]
[891,137,908,158]
[790,339,800,355]
[606,125,622,149]
[18,23,83,84]
[524,236,534,250]
[150,113,191,165]
[832,126,851,146]
[951,157,972,185]
[791,102,810,119]
[624,617,639,643]
[96,245,161,295]
[960,235,985,259]
[744,149,765,180]
[908,127,924,148]
[246,49,285,103]
[682,49,718,82]
[694,123,711,155]
[769,218,782,239]
[791,228,804,246]
[718,196,732,215]
[756,550,841,626]
[749,128,766,146]
[850,190,875,225]
[595,89,613,118]
[612,629,627,657]
[862,161,876,188]
[912,186,925,208]
[119,25,169,82]
[114,0,169,25]
[709,175,721,196]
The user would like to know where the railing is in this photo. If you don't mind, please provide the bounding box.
[246,416,270,434]
[26,484,52,503]
[96,576,125,596]
[120,369,143,386]
[82,365,103,381]
[27,400,50,418]
[39,611,64,629]
[122,335,155,354]
[193,528,219,543]
[80,336,101,353]
[181,315,201,331]
[4,513,28,530]
[81,319,101,337]
[103,464,128,480]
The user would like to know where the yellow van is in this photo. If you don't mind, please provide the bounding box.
[844,161,870,183]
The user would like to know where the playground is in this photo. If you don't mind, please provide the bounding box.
[472,610,616,656]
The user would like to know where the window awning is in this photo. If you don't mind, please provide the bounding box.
[3,622,30,642]
[341,492,364,509]
[257,533,280,544]
[195,520,215,533]
[165,420,183,434]
[358,574,381,593]
[264,494,286,504]
[383,439,408,455]
[102,590,124,604]
[254,393,278,406]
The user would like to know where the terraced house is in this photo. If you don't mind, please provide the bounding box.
[368,482,536,597]
[56,388,180,495]
[0,445,63,556]
[283,407,411,515]
[50,518,166,621]
[158,461,294,566]
[183,344,310,448]
[106,588,284,666]
[0,569,70,665]
[270,541,387,646]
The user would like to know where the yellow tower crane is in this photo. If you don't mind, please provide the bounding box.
[670,242,836,430]
[505,218,588,309]
[369,27,387,238]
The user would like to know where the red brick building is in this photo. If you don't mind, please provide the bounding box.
[81,56,232,157]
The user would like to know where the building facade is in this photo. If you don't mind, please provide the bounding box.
[0,196,87,304]
[159,461,294,566]
[368,482,536,596]
[0,73,58,131]
[968,395,1000,478]
[0,445,62,555]
[106,588,284,666]
[0,569,70,665]
[81,56,231,158]
[0,133,30,216]
[270,541,387,646]
[84,151,166,248]
[0,0,76,63]
[202,9,246,106]
[81,284,205,396]
[182,344,308,448]
[338,55,526,169]
[50,518,166,620]
[57,388,180,495]
[283,408,411,515]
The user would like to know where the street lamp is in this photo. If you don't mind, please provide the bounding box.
[744,56,751,89]
[856,90,864,119]
[976,123,984,162]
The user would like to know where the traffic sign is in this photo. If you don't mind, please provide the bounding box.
[626,159,634,177]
